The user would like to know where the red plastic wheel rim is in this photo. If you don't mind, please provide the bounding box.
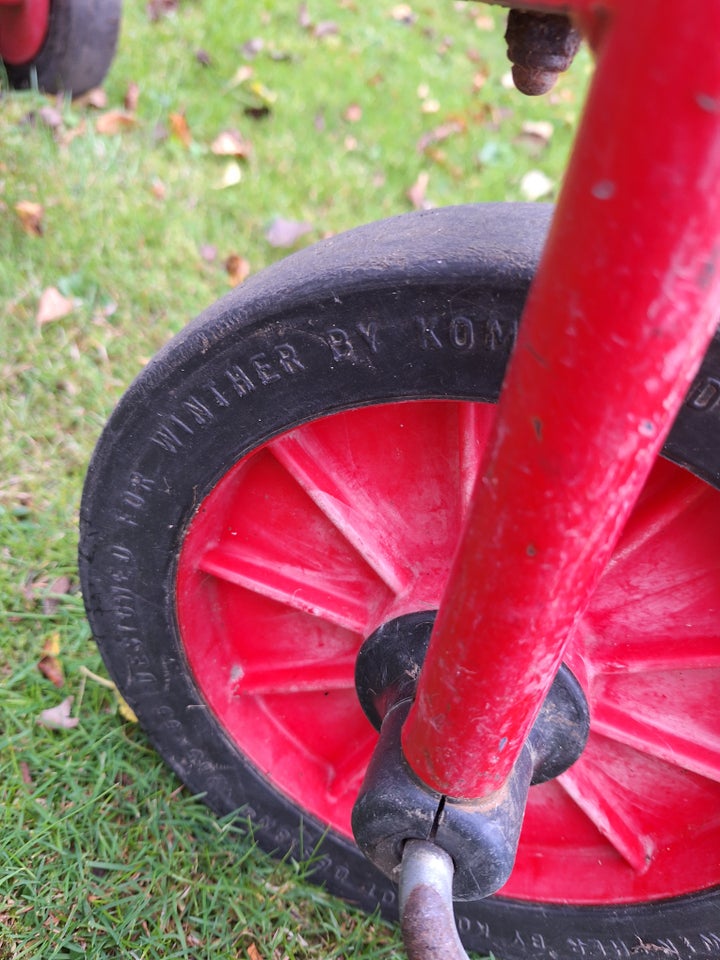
[176,399,720,905]
[0,0,49,65]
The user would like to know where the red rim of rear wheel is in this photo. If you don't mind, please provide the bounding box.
[176,398,720,906]
[0,0,49,64]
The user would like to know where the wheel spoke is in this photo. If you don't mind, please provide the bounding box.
[200,546,371,633]
[232,656,357,696]
[591,670,720,782]
[585,629,720,675]
[459,402,495,516]
[326,732,377,804]
[559,753,654,873]
[607,458,708,569]
[270,428,410,594]
[270,402,469,604]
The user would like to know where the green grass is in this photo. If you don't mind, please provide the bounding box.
[1,1,590,956]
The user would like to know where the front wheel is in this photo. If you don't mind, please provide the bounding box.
[80,204,720,960]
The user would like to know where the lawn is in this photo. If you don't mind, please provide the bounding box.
[1,2,590,957]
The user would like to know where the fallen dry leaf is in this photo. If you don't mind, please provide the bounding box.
[241,37,264,58]
[43,575,73,615]
[247,945,263,960]
[150,178,167,200]
[124,82,140,112]
[20,761,33,786]
[199,243,218,262]
[343,103,362,123]
[225,254,251,286]
[313,20,338,38]
[37,287,74,325]
[43,633,61,657]
[228,65,254,87]
[266,217,313,248]
[96,109,137,135]
[37,696,79,730]
[516,120,554,156]
[195,48,211,66]
[38,654,64,688]
[38,105,63,129]
[211,130,252,159]
[520,169,554,200]
[38,630,64,688]
[58,119,87,148]
[416,119,465,153]
[298,2,312,29]
[169,111,192,146]
[14,201,44,236]
[147,0,177,20]
[473,13,495,30]
[407,170,431,210]
[390,4,416,23]
[75,87,108,109]
[215,161,243,189]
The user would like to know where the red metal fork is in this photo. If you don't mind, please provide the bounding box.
[402,0,720,800]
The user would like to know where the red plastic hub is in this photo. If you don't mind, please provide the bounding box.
[0,0,49,65]
[176,400,720,906]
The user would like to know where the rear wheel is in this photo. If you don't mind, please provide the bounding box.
[79,204,720,960]
[3,0,120,95]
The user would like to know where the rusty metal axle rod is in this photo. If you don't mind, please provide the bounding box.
[399,840,470,960]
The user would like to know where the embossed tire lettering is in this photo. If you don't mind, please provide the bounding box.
[80,204,720,960]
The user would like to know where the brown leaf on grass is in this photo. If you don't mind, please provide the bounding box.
[247,946,263,960]
[215,161,243,189]
[37,287,74,325]
[313,20,339,38]
[515,119,554,156]
[416,119,465,153]
[228,65,254,87]
[124,82,140,112]
[20,761,33,785]
[298,2,312,29]
[38,105,63,129]
[266,217,312,248]
[43,575,73,615]
[37,696,79,730]
[147,0,177,20]
[241,38,264,58]
[96,109,137,134]
[199,243,218,262]
[343,103,362,123]
[74,87,108,109]
[225,254,251,286]
[169,111,192,146]
[195,48,212,66]
[407,170,431,210]
[390,4,416,23]
[211,130,252,159]
[14,201,44,236]
[58,119,87,148]
[38,652,64,688]
[150,178,167,200]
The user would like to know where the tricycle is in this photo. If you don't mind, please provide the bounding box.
[78,3,720,959]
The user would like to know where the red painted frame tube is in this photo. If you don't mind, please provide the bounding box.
[402,1,720,800]
[0,0,50,64]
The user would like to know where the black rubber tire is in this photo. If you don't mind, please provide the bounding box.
[79,204,720,960]
[5,0,120,95]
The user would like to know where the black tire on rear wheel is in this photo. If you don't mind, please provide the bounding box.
[5,0,120,95]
